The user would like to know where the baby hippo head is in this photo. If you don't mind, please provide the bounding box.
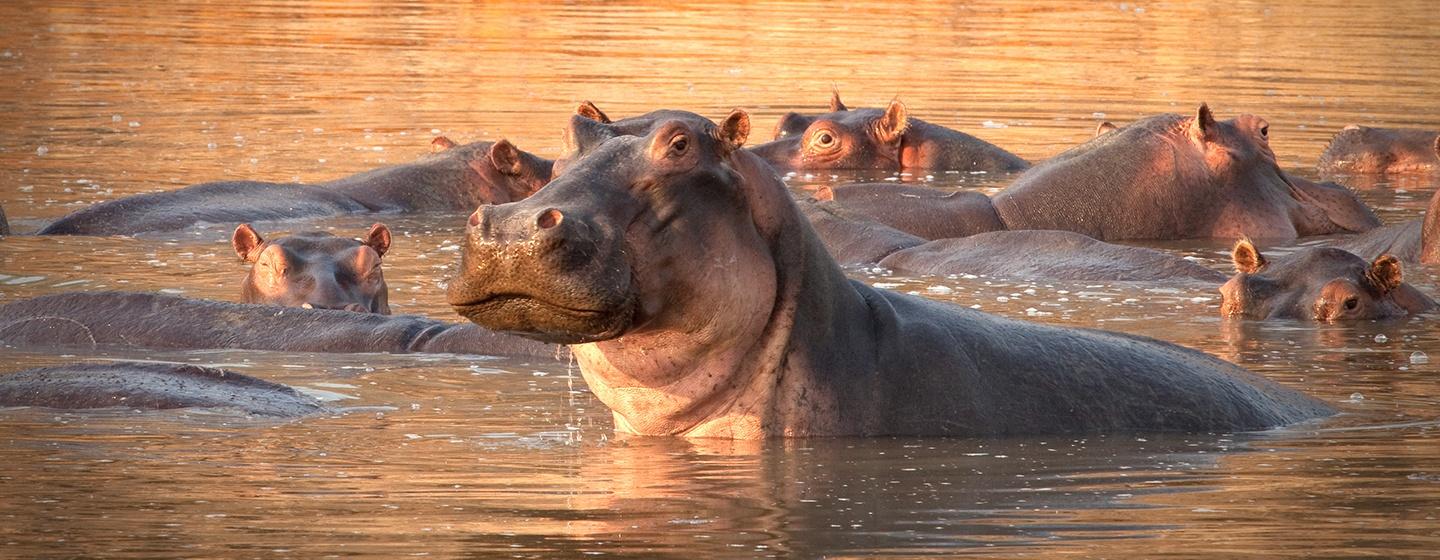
[232,223,392,314]
[1218,239,1427,322]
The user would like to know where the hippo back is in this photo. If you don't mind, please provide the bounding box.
[878,230,1228,283]
[0,362,325,417]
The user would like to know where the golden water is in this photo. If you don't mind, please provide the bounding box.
[2,1,1439,557]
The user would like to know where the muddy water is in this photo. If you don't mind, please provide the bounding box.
[2,0,1440,557]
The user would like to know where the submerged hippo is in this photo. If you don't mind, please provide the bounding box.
[1219,239,1435,322]
[748,94,1029,174]
[0,362,326,417]
[879,230,1229,284]
[38,138,552,236]
[1339,189,1440,264]
[991,104,1381,241]
[233,223,392,313]
[813,183,1005,240]
[1318,125,1440,175]
[0,291,557,359]
[446,109,1330,438]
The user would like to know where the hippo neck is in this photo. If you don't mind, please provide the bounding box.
[1422,189,1440,264]
[574,154,880,438]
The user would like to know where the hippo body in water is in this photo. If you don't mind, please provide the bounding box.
[1339,189,1440,264]
[1219,239,1435,322]
[0,362,325,417]
[38,139,552,236]
[0,292,556,358]
[989,105,1380,241]
[232,223,393,313]
[447,109,1330,439]
[879,230,1228,284]
[1318,126,1440,175]
[814,183,1005,240]
[751,92,1030,174]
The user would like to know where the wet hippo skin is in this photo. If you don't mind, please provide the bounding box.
[447,109,1332,439]
[878,230,1229,284]
[1339,180,1440,265]
[1220,239,1436,322]
[38,138,552,236]
[0,362,326,417]
[0,292,558,359]
[1319,125,1440,175]
[233,223,393,313]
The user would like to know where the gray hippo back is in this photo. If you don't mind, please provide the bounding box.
[0,362,325,417]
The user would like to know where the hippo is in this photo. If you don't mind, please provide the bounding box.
[1219,239,1435,322]
[747,94,1030,174]
[798,199,925,266]
[812,183,1005,240]
[0,204,8,236]
[555,104,719,176]
[233,223,392,313]
[991,104,1381,241]
[1339,188,1440,264]
[0,291,557,359]
[446,108,1330,438]
[38,138,552,236]
[0,362,326,417]
[1318,125,1440,175]
[878,230,1229,284]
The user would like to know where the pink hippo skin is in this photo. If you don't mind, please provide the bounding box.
[447,108,1329,439]
[1219,239,1435,322]
[1318,125,1440,175]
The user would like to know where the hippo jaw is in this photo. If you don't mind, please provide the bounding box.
[450,292,637,344]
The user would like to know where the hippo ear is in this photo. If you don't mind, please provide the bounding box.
[564,114,618,155]
[829,86,847,112]
[576,101,612,124]
[431,136,458,153]
[812,185,835,202]
[1095,121,1118,136]
[1366,255,1403,294]
[876,99,910,145]
[1192,103,1218,141]
[363,223,392,258]
[716,109,751,153]
[1231,237,1267,274]
[488,139,524,176]
[232,223,265,262]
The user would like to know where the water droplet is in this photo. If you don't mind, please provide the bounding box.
[35,146,47,156]
[1347,392,1365,402]
[1410,351,1428,364]
[1374,334,1389,343]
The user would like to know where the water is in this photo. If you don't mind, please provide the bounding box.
[2,0,1440,557]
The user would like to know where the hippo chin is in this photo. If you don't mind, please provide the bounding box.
[1220,239,1435,322]
[991,104,1380,241]
[0,362,325,417]
[448,109,1331,439]
[233,223,392,314]
[1318,125,1440,175]
[38,138,552,236]
[747,93,1029,174]
[0,291,557,358]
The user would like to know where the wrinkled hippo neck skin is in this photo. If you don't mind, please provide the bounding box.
[991,113,1375,241]
[570,152,1331,438]
[0,362,325,417]
[0,291,557,358]
[899,120,1031,173]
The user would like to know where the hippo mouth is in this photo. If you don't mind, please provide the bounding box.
[450,292,636,345]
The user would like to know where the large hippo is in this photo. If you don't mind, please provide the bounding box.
[878,230,1228,284]
[233,223,392,313]
[0,291,557,359]
[991,104,1381,241]
[813,183,1005,239]
[1219,239,1435,321]
[1318,125,1440,175]
[0,362,326,417]
[446,109,1330,438]
[746,95,1030,174]
[38,138,552,236]
[1339,188,1440,264]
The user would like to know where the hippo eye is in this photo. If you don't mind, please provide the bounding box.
[813,130,836,149]
[1343,297,1358,311]
[1259,125,1269,139]
[668,135,688,155]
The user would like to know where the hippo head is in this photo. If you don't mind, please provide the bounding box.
[1319,125,1440,174]
[553,103,718,176]
[449,110,776,344]
[428,137,552,205]
[1218,239,1423,322]
[771,88,849,140]
[233,223,391,314]
[748,99,910,172]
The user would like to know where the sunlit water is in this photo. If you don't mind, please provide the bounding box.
[2,1,1440,557]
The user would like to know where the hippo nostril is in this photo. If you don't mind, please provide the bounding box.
[537,208,564,230]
